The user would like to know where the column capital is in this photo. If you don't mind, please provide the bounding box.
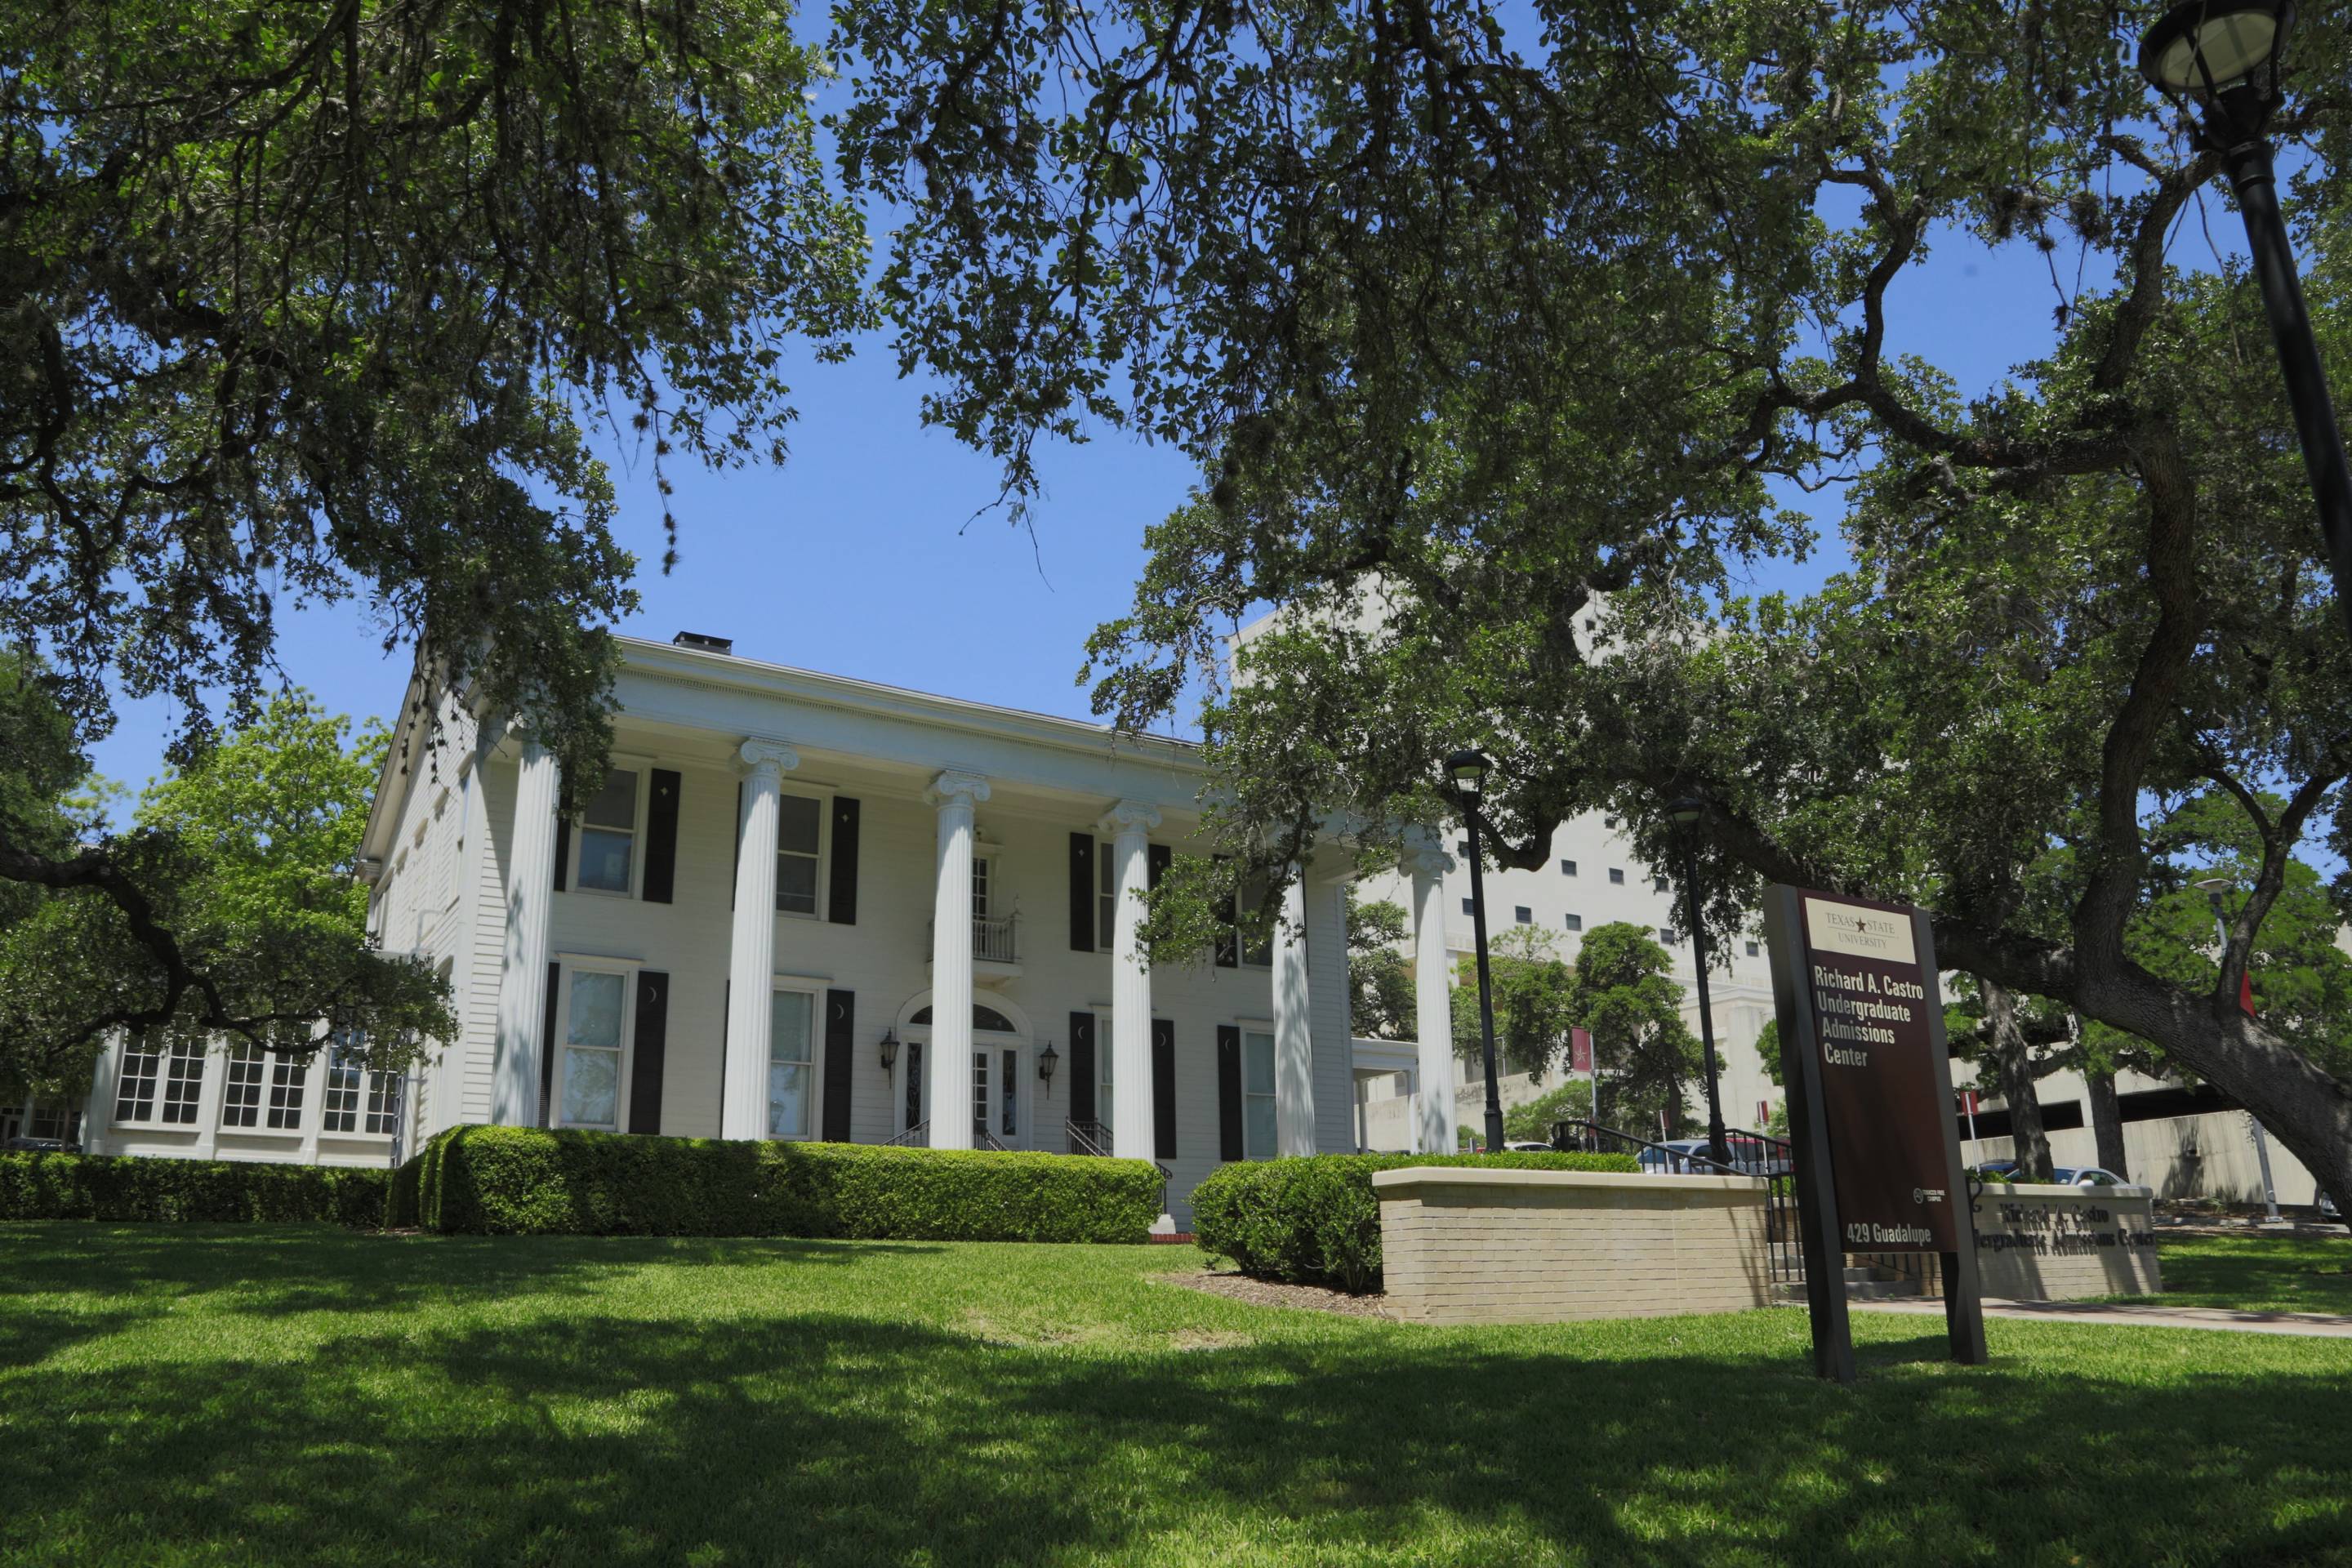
[926,769,991,810]
[1405,845,1455,880]
[1096,800,1163,839]
[735,737,800,777]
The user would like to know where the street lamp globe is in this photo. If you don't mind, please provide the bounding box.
[1666,796,1707,828]
[2140,1,2291,125]
[1446,748,1491,802]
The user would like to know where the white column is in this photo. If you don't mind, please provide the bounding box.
[1272,866,1318,1156]
[927,771,991,1150]
[1100,802,1161,1160]
[191,1044,228,1159]
[83,1042,117,1155]
[1407,840,1459,1154]
[723,739,800,1140]
[492,738,561,1125]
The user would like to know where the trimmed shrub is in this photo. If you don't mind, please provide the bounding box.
[396,1125,1165,1241]
[1191,1152,1641,1293]
[0,1152,389,1228]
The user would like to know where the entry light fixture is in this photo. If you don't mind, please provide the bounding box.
[1666,796,1707,829]
[1037,1040,1059,1089]
[878,1027,899,1074]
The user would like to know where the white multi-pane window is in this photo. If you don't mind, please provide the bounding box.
[1564,913,1584,932]
[972,856,992,920]
[113,1039,162,1122]
[321,1041,366,1133]
[971,1048,990,1141]
[267,1055,309,1129]
[364,1071,403,1137]
[775,794,822,915]
[114,1038,202,1125]
[1242,1029,1278,1158]
[220,1045,266,1129]
[577,771,639,893]
[559,971,626,1129]
[768,988,816,1138]
[1098,844,1117,951]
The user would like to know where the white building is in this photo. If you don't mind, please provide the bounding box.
[81,634,1476,1218]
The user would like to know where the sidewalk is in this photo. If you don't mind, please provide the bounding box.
[1853,1297,2352,1339]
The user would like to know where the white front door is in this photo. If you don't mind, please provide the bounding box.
[975,1039,1025,1149]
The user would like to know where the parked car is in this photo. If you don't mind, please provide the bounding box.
[1503,1140,1554,1153]
[2318,1191,2341,1222]
[2051,1166,2127,1187]
[1973,1159,2020,1178]
[2,1136,78,1153]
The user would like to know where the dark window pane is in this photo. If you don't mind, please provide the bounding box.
[777,793,821,855]
[583,771,637,829]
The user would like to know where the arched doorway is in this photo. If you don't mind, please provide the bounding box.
[894,991,1035,1149]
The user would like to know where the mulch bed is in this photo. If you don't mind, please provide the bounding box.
[1161,1267,1403,1320]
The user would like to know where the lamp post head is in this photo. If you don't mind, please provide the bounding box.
[1666,796,1708,829]
[1037,1040,1059,1085]
[878,1027,899,1074]
[2140,1,2292,137]
[1445,748,1492,804]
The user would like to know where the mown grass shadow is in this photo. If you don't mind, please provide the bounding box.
[5,1288,2350,1566]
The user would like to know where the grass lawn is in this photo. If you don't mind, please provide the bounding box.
[2104,1230,2352,1315]
[5,1226,2350,1567]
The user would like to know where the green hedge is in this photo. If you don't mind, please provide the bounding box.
[389,1125,1165,1242]
[1191,1152,1641,1294]
[0,1152,389,1227]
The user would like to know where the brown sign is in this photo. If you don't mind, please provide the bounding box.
[1797,893,1958,1253]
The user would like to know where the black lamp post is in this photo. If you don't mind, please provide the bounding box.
[1036,1039,1059,1095]
[2140,2,2352,642]
[1667,797,1730,1169]
[1446,748,1509,1156]
[878,1028,899,1076]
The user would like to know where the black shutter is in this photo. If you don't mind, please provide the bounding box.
[629,970,669,1134]
[1147,843,1171,891]
[1214,856,1238,969]
[1152,1018,1177,1160]
[904,1040,923,1131]
[730,782,742,909]
[1069,832,1095,951]
[828,798,861,924]
[552,816,570,893]
[1218,1025,1245,1160]
[1069,1012,1097,1123]
[537,961,561,1129]
[822,989,855,1141]
[643,770,682,904]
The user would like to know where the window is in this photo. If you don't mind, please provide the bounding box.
[321,1042,364,1133]
[1242,1029,1278,1158]
[364,1070,403,1137]
[1609,867,1626,885]
[221,1045,265,1129]
[768,988,816,1138]
[268,1055,309,1129]
[1564,913,1584,933]
[1238,870,1274,967]
[971,1049,991,1140]
[972,855,992,920]
[114,1038,201,1125]
[26,1102,78,1143]
[559,970,626,1129]
[1560,859,1578,876]
[1461,897,1477,916]
[776,792,822,915]
[1513,906,1532,925]
[1098,843,1117,950]
[1457,839,1471,857]
[1099,1027,1115,1129]
[1746,940,1761,957]
[1000,1047,1018,1139]
[577,770,639,893]
[1660,927,1678,945]
[114,1038,162,1122]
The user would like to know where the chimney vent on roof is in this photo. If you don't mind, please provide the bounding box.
[672,631,733,655]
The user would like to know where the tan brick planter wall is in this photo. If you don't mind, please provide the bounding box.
[1971,1183,2160,1300]
[1373,1167,1772,1325]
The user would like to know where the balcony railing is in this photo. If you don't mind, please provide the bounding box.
[927,912,1021,964]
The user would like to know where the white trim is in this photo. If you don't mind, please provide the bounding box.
[769,781,834,923]
[555,950,649,969]
[765,978,826,1142]
[568,761,653,901]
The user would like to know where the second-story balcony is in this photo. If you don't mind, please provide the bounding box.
[926,912,1022,986]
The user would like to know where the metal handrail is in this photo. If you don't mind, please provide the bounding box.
[1557,1119,1802,1285]
[883,1120,930,1148]
[924,913,1022,964]
[1065,1118,1112,1157]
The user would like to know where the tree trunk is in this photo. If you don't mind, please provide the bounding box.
[1983,979,2054,1180]
[2087,1068,2129,1182]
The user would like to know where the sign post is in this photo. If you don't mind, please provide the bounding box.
[1763,884,1986,1383]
